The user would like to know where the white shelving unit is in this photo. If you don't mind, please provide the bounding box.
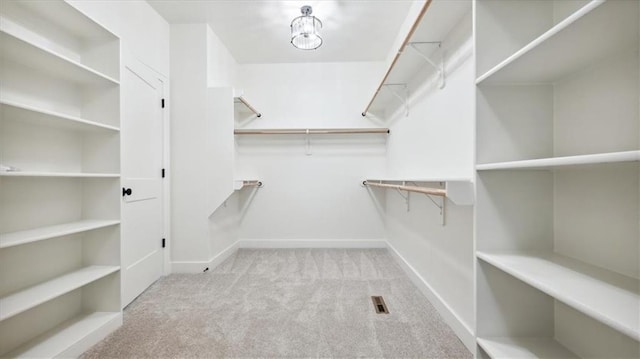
[363,0,471,119]
[475,0,639,358]
[0,0,122,357]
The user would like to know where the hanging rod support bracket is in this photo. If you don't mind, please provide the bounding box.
[382,83,409,117]
[406,41,446,89]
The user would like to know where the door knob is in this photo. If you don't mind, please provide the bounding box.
[122,187,132,196]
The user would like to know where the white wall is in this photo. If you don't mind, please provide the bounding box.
[67,0,170,76]
[382,10,476,348]
[235,62,388,242]
[170,24,241,271]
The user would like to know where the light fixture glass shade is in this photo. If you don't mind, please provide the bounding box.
[291,6,322,50]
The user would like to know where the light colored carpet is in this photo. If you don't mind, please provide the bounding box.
[82,249,472,358]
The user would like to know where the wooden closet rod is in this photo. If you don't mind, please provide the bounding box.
[235,97,262,117]
[234,128,390,135]
[363,180,446,197]
[361,0,433,116]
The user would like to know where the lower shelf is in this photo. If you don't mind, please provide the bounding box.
[477,251,640,341]
[0,266,120,321]
[477,337,578,359]
[6,311,121,358]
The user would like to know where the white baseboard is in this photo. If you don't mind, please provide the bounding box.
[236,239,388,249]
[171,241,239,273]
[386,242,476,352]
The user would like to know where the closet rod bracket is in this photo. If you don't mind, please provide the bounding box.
[382,83,409,117]
[406,41,446,89]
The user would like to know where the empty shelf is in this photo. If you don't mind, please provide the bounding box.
[0,172,120,178]
[476,151,640,171]
[477,337,578,359]
[0,99,120,132]
[6,311,121,358]
[0,266,119,321]
[477,251,640,341]
[477,0,638,84]
[0,220,120,249]
[0,30,118,86]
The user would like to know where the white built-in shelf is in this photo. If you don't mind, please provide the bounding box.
[0,265,119,321]
[0,30,119,87]
[6,311,121,359]
[476,151,640,171]
[0,99,120,132]
[477,337,578,359]
[477,251,640,341]
[0,172,120,178]
[476,0,637,84]
[0,220,120,249]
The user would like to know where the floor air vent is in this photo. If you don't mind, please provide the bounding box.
[371,296,389,314]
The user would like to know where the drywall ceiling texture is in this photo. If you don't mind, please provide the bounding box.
[147,0,413,63]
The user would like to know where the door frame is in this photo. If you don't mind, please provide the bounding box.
[121,50,172,280]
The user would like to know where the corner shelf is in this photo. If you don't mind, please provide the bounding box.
[0,30,119,87]
[0,265,120,321]
[476,151,640,171]
[0,172,120,178]
[0,99,120,132]
[477,337,578,359]
[0,220,120,249]
[477,251,640,341]
[6,311,121,359]
[476,0,637,84]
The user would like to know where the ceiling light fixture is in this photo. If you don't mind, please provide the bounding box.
[290,5,322,50]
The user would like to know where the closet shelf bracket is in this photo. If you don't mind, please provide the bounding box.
[406,42,446,89]
[382,84,409,117]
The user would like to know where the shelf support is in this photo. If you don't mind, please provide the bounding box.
[305,129,312,156]
[406,42,446,89]
[383,84,409,117]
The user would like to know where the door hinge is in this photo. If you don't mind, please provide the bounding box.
[161,168,165,178]
[162,238,166,248]
[161,98,165,108]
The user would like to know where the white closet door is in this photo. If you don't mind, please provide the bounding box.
[121,55,165,307]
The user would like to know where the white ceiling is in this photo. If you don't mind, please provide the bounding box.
[147,0,414,64]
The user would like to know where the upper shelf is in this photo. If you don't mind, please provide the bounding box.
[476,151,640,171]
[477,250,640,341]
[362,0,471,118]
[0,29,119,87]
[0,172,120,178]
[0,0,120,81]
[476,0,638,84]
[0,99,120,132]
